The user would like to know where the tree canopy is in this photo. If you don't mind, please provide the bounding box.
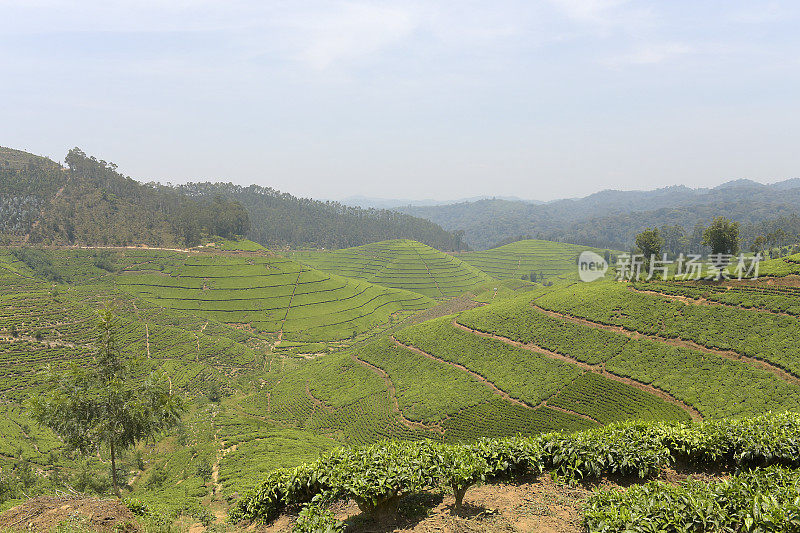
[635,228,664,259]
[702,216,740,256]
[30,307,184,496]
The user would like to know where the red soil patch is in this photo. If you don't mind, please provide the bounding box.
[0,496,139,532]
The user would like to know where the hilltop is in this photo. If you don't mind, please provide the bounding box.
[290,239,494,298]
[0,147,465,251]
[458,239,617,281]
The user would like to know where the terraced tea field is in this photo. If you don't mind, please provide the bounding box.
[755,252,800,277]
[458,239,617,281]
[6,241,800,523]
[111,252,432,343]
[2,245,433,346]
[290,239,494,298]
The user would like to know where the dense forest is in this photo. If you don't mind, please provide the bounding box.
[0,147,466,250]
[177,182,468,251]
[398,181,800,250]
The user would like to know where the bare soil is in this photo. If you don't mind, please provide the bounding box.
[253,466,728,533]
[0,496,139,532]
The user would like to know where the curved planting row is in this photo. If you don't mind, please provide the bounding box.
[535,281,800,378]
[457,295,800,419]
[291,239,494,298]
[394,317,690,425]
[458,239,615,280]
[633,281,800,317]
[113,253,433,341]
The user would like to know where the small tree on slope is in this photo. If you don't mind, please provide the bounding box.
[30,306,184,497]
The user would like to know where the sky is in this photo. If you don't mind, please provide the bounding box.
[1,0,799,202]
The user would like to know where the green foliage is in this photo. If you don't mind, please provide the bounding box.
[328,440,443,514]
[396,315,687,424]
[473,283,800,419]
[635,228,664,261]
[548,373,688,425]
[636,281,800,316]
[536,281,800,378]
[585,466,800,532]
[292,239,493,298]
[196,460,213,483]
[10,247,63,282]
[2,146,460,250]
[293,504,344,533]
[29,307,184,496]
[177,183,467,251]
[702,216,741,255]
[395,317,582,407]
[458,239,617,281]
[114,251,431,342]
[177,196,250,246]
[440,444,490,512]
[231,413,800,525]
[355,338,496,423]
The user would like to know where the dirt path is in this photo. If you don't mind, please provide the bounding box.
[413,248,445,298]
[9,419,42,454]
[532,304,800,389]
[305,381,334,413]
[391,336,599,425]
[451,319,703,422]
[277,270,303,334]
[350,353,443,433]
[630,286,799,319]
[145,323,151,358]
[391,337,531,410]
[0,335,84,350]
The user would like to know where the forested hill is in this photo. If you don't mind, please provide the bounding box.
[397,181,800,250]
[176,182,468,251]
[0,147,248,247]
[0,147,466,250]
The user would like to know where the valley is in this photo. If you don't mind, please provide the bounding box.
[2,232,800,531]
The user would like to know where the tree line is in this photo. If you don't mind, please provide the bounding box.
[0,147,467,251]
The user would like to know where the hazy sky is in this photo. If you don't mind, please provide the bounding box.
[2,1,799,201]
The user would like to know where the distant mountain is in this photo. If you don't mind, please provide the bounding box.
[0,146,466,251]
[395,179,800,250]
[340,195,541,210]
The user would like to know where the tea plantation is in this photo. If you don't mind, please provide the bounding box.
[290,239,494,298]
[3,240,800,532]
[457,239,617,281]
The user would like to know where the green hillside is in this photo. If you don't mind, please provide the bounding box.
[457,239,617,281]
[4,241,800,530]
[231,412,800,531]
[2,245,432,346]
[0,146,465,251]
[290,239,495,298]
